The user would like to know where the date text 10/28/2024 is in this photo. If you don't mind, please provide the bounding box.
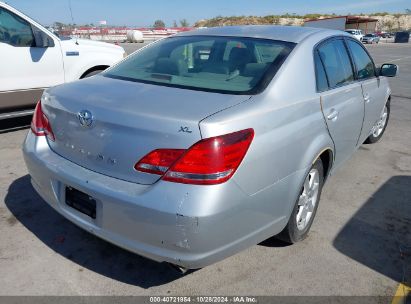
[150,296,258,303]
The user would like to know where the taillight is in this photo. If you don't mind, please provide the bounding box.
[134,129,254,185]
[31,101,55,141]
[134,149,185,175]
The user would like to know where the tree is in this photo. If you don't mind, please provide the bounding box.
[53,22,65,30]
[384,20,395,32]
[180,19,190,27]
[406,8,411,15]
[153,20,165,28]
[264,15,279,24]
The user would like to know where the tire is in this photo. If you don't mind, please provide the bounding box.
[277,158,324,244]
[81,69,105,78]
[365,101,390,144]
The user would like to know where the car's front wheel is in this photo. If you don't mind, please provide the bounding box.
[277,158,324,244]
[365,101,390,144]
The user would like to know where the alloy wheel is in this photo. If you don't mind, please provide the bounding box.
[371,105,388,138]
[296,168,320,231]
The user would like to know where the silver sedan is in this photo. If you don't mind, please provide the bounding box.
[23,26,398,271]
[362,33,381,44]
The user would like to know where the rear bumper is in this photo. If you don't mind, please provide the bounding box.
[22,132,292,268]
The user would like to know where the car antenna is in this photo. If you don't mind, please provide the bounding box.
[68,0,79,45]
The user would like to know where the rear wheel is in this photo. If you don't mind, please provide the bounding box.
[277,159,324,244]
[365,102,390,144]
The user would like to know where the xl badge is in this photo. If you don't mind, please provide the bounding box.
[77,110,93,128]
[179,126,192,133]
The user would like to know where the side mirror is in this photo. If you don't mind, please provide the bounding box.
[32,26,55,48]
[379,63,398,77]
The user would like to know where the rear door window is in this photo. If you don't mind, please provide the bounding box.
[317,39,354,88]
[314,51,329,92]
[346,39,376,80]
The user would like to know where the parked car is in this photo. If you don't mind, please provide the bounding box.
[379,32,392,38]
[23,25,397,271]
[362,33,380,44]
[394,31,410,43]
[0,1,126,119]
[345,29,364,41]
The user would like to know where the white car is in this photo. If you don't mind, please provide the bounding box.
[345,29,364,41]
[0,1,126,118]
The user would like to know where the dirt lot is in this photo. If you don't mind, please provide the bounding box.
[0,42,410,299]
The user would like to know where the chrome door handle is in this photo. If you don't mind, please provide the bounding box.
[364,93,371,103]
[327,109,339,121]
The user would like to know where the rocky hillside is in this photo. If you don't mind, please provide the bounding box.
[374,14,411,31]
[194,14,411,31]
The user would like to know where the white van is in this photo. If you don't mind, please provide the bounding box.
[345,29,364,41]
[0,2,126,118]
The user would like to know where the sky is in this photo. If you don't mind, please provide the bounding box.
[5,0,411,27]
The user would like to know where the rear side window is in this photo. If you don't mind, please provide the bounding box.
[317,39,354,88]
[0,7,34,47]
[314,51,328,92]
[346,39,375,80]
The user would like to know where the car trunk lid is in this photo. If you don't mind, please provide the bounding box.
[43,75,250,184]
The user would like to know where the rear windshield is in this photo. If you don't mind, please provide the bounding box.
[104,36,295,94]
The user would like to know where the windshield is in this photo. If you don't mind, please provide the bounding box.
[365,34,373,37]
[104,36,295,94]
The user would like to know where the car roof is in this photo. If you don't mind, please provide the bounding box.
[174,25,345,43]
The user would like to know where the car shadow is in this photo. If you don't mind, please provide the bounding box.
[5,175,185,288]
[258,237,290,248]
[333,176,411,285]
[0,116,31,133]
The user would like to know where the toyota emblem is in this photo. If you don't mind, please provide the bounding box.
[77,110,93,128]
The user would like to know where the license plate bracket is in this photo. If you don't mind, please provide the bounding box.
[65,187,96,219]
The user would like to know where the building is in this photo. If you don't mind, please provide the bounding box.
[304,16,378,34]
[58,27,194,41]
